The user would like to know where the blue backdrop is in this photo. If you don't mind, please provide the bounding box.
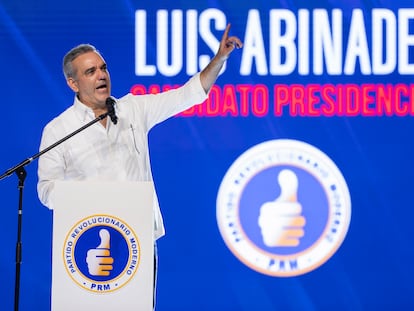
[1,0,414,310]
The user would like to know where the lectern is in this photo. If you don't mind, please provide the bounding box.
[51,181,154,311]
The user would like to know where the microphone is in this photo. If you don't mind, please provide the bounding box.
[105,97,118,125]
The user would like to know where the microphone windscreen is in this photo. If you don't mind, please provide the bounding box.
[105,97,118,125]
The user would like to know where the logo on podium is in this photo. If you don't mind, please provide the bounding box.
[63,214,141,293]
[216,139,351,277]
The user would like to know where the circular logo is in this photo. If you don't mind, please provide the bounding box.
[216,139,351,277]
[63,214,141,292]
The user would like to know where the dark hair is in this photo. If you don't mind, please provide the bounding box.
[62,44,100,79]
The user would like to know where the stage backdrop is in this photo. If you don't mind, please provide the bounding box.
[1,0,414,310]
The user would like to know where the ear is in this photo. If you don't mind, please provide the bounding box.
[67,77,79,93]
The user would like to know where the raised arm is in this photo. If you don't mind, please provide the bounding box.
[199,23,243,93]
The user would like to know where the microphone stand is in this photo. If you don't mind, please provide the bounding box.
[0,108,113,311]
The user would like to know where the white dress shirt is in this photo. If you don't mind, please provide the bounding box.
[37,73,207,240]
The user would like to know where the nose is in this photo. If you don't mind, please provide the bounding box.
[98,68,108,80]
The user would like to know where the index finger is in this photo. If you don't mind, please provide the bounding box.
[221,23,231,44]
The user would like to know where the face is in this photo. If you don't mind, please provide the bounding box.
[67,51,111,111]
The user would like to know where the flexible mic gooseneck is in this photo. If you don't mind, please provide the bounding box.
[105,97,118,125]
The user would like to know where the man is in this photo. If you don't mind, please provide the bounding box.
[37,23,242,305]
[38,22,242,234]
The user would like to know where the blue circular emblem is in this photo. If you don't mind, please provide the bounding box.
[63,214,140,292]
[216,139,351,277]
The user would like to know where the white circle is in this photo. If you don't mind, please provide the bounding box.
[216,139,351,277]
[63,214,141,292]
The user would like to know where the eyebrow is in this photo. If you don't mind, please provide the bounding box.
[84,66,96,75]
[84,63,107,75]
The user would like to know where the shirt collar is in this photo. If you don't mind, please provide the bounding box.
[73,96,95,122]
[72,96,120,125]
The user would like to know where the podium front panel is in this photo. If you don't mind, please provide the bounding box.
[51,181,154,311]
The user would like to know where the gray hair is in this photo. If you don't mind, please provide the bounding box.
[62,44,100,79]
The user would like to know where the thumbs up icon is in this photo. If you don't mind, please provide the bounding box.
[258,169,306,247]
[86,229,114,276]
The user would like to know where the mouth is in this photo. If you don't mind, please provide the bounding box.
[96,84,108,90]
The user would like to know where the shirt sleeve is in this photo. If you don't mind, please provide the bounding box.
[37,121,66,208]
[123,72,208,130]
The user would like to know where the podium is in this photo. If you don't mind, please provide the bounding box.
[51,181,154,311]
